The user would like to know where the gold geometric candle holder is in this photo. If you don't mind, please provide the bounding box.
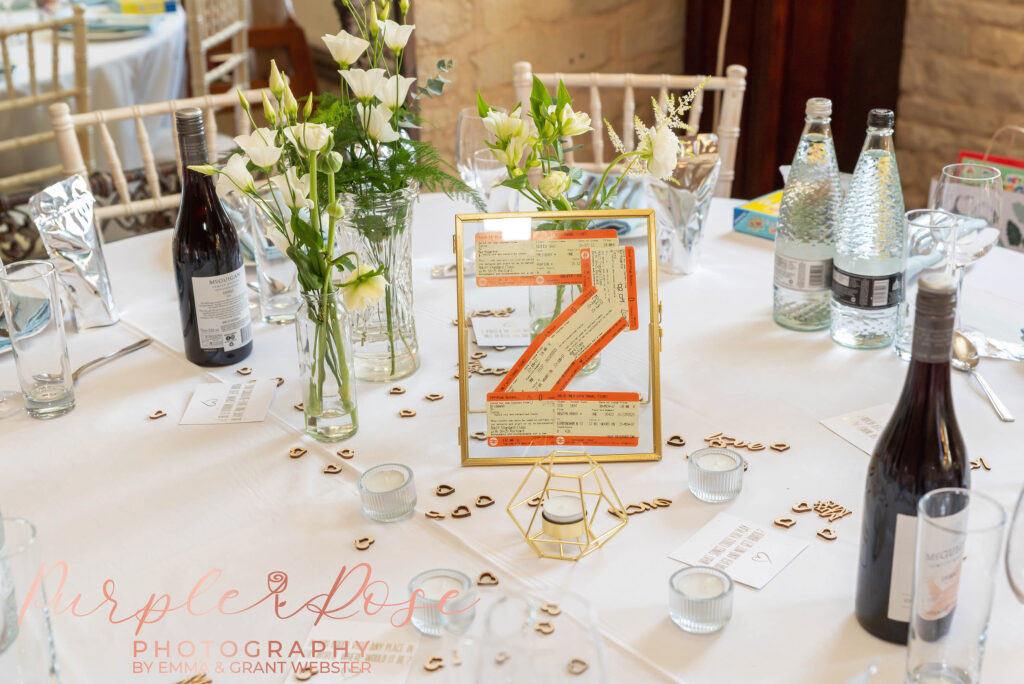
[506,450,629,561]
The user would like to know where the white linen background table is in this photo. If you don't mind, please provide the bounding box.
[0,8,186,179]
[1,195,1022,683]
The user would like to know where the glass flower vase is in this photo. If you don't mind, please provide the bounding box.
[340,182,420,382]
[296,289,358,442]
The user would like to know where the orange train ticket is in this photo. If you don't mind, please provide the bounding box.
[579,245,639,330]
[474,229,619,287]
[485,390,641,447]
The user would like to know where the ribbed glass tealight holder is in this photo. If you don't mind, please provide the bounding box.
[358,463,416,522]
[669,566,734,634]
[687,447,744,503]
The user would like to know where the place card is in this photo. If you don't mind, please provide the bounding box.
[179,379,279,425]
[472,314,531,347]
[820,403,893,455]
[284,619,422,683]
[668,513,808,590]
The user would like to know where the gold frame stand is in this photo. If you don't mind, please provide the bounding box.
[506,450,629,561]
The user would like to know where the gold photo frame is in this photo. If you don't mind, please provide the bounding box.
[454,209,662,466]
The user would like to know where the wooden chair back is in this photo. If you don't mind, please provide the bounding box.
[513,62,747,198]
[0,5,88,194]
[186,0,250,132]
[48,89,262,222]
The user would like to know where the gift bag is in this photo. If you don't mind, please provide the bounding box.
[957,125,1024,252]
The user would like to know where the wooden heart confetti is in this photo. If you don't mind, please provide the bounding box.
[451,505,472,519]
[770,442,790,452]
[494,345,507,351]
[666,435,686,447]
[435,484,455,497]
[293,402,304,411]
[470,431,488,441]
[425,511,446,520]
[236,366,252,376]
[337,448,355,459]
[773,517,796,529]
[423,656,444,672]
[477,571,498,586]
[495,652,510,665]
[535,621,554,635]
[425,393,444,401]
[526,494,543,507]
[288,447,307,459]
[148,410,166,420]
[817,527,837,541]
[354,536,375,551]
[274,377,285,387]
[399,409,417,418]
[294,666,314,681]
[567,658,589,676]
[475,495,495,508]
[792,501,813,513]
[389,386,406,395]
[540,603,561,616]
[471,351,487,359]
[323,463,342,474]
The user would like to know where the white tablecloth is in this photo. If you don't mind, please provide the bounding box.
[2,195,1023,683]
[0,8,186,180]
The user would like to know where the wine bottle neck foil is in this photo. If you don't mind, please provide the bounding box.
[911,274,956,363]
[175,108,210,168]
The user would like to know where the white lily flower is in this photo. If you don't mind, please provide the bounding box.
[341,67,386,102]
[491,133,528,168]
[376,74,416,110]
[322,30,369,68]
[269,167,311,210]
[482,109,524,142]
[216,154,254,195]
[233,128,282,169]
[342,263,387,311]
[284,122,333,153]
[538,170,571,199]
[549,104,592,137]
[357,103,401,144]
[380,20,415,52]
[641,124,680,179]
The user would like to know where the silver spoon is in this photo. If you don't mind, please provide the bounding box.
[952,332,1014,422]
[32,338,152,385]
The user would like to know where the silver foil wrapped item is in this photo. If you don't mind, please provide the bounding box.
[645,133,721,275]
[28,175,118,329]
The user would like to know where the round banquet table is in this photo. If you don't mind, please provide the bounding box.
[1,195,1023,683]
[0,8,186,180]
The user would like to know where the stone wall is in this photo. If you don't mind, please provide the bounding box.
[413,0,687,163]
[897,0,1024,208]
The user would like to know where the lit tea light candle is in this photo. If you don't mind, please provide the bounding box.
[418,574,465,602]
[669,566,734,634]
[688,447,743,504]
[408,569,476,637]
[358,464,416,522]
[541,495,585,524]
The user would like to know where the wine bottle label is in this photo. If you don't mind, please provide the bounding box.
[915,508,967,622]
[773,254,832,292]
[911,310,955,362]
[831,266,902,310]
[191,266,252,352]
[886,513,917,623]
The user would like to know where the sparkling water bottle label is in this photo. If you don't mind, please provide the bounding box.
[831,266,902,310]
[773,254,832,292]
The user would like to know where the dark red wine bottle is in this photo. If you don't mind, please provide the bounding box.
[171,108,253,366]
[854,274,968,643]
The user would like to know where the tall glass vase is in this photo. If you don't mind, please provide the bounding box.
[296,289,358,442]
[528,283,600,376]
[340,182,420,382]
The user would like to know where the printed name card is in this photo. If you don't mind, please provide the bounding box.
[669,513,809,589]
[820,403,893,455]
[472,314,531,347]
[180,379,279,425]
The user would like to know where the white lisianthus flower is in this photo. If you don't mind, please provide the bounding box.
[550,104,592,137]
[491,133,528,168]
[357,103,401,143]
[284,122,333,153]
[380,20,415,52]
[341,68,386,102]
[233,128,282,169]
[538,170,571,199]
[342,264,387,311]
[217,154,254,195]
[268,60,285,99]
[269,167,312,210]
[264,222,292,256]
[642,124,680,180]
[482,109,524,142]
[322,30,369,68]
[376,74,416,110]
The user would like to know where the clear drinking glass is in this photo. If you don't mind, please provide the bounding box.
[0,261,74,419]
[896,209,958,360]
[247,196,300,324]
[473,149,508,209]
[455,107,492,189]
[906,488,1006,684]
[930,164,1002,329]
[1006,485,1024,604]
[0,518,60,683]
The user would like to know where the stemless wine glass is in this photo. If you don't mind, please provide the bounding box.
[896,209,958,360]
[1007,484,1024,604]
[472,149,508,208]
[930,164,1002,328]
[455,107,491,189]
